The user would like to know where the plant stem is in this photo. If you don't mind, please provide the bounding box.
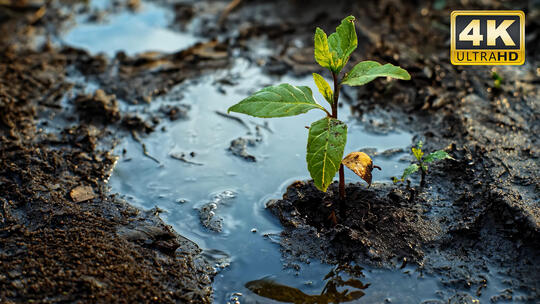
[331,72,340,119]
[331,72,345,201]
[321,107,332,117]
[339,165,345,200]
[420,166,426,187]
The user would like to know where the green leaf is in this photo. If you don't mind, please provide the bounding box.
[342,61,411,86]
[228,83,326,118]
[314,27,334,71]
[401,164,419,181]
[424,150,454,163]
[306,117,347,192]
[312,73,333,105]
[327,15,357,72]
[314,16,357,73]
[412,147,424,161]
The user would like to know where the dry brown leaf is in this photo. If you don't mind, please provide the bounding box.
[342,152,378,187]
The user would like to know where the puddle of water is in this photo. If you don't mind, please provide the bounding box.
[107,59,452,303]
[62,1,198,56]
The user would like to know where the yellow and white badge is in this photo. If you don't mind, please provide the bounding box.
[451,10,525,65]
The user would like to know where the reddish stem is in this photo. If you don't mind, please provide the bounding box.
[339,164,345,200]
[331,71,345,201]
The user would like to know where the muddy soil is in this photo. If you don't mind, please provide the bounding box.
[0,43,219,304]
[267,181,441,265]
[1,0,539,302]
[0,1,228,302]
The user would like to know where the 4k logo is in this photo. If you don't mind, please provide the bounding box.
[451,11,525,65]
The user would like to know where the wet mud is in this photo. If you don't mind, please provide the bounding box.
[267,181,441,265]
[0,46,217,304]
[1,0,539,302]
[0,1,220,302]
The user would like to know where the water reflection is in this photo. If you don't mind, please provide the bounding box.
[63,1,198,56]
[245,264,369,304]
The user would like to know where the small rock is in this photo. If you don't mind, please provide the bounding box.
[229,137,257,162]
[81,275,107,289]
[70,185,96,203]
[423,66,433,78]
[198,191,236,232]
[448,293,479,304]
[431,92,453,109]
[367,247,379,259]
[159,104,189,121]
[251,228,257,233]
[121,115,155,133]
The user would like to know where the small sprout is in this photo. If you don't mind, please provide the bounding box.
[228,16,410,200]
[393,141,454,186]
[492,71,503,89]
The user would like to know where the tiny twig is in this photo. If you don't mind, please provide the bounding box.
[328,210,338,226]
[218,0,243,26]
[170,153,203,166]
[131,130,160,164]
[250,121,274,134]
[29,5,46,24]
[215,110,250,130]
[494,156,512,177]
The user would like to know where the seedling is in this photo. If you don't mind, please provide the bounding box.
[393,141,454,186]
[228,16,410,199]
[491,71,503,89]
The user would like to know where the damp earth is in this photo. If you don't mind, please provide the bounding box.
[0,0,538,303]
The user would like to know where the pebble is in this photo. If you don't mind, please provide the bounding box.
[70,185,96,203]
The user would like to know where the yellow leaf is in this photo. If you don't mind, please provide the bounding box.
[342,152,379,187]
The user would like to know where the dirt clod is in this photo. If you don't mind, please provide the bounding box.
[69,185,97,203]
[267,181,440,266]
[229,137,257,162]
[198,191,236,232]
[74,89,120,123]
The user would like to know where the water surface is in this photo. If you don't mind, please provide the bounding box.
[62,1,198,56]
